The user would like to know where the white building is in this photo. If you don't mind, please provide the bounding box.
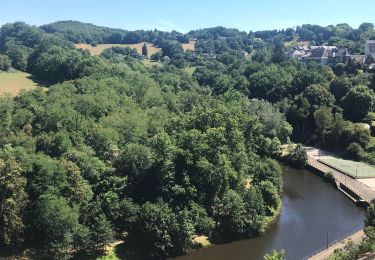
[365,40,375,57]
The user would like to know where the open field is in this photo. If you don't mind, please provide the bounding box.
[318,157,375,178]
[75,42,161,56]
[0,71,40,96]
[284,40,310,47]
[182,40,196,51]
[142,59,162,67]
[184,66,196,76]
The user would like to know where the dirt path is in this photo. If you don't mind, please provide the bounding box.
[310,230,365,260]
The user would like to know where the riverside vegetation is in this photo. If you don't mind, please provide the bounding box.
[0,21,374,259]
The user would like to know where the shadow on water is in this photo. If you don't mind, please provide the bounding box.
[173,164,365,260]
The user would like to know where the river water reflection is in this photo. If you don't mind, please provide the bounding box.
[174,164,365,260]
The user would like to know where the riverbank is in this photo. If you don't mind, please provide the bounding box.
[173,166,365,260]
[97,203,283,260]
[308,229,365,260]
[262,199,282,232]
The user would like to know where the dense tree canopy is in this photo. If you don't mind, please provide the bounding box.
[1,19,375,259]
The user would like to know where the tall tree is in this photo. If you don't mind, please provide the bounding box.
[142,43,148,57]
[342,85,375,121]
[314,107,334,143]
[0,157,28,247]
[271,38,286,63]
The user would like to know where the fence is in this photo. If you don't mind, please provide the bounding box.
[307,159,369,202]
[302,228,364,260]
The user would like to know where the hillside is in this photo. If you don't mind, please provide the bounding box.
[0,71,40,96]
[0,19,375,260]
[75,43,161,56]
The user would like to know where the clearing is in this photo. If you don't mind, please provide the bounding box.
[142,59,162,67]
[75,42,161,56]
[318,157,375,179]
[184,66,196,76]
[284,40,310,47]
[0,71,40,96]
[182,40,196,52]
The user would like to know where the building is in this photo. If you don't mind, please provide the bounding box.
[288,45,349,66]
[365,40,375,57]
[350,55,367,65]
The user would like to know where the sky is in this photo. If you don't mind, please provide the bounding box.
[1,0,375,33]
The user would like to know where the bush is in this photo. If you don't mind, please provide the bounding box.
[323,171,335,183]
[0,54,12,71]
[285,144,307,168]
[346,142,364,160]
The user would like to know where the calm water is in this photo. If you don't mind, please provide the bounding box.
[174,165,365,260]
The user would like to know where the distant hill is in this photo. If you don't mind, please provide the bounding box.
[40,20,189,45]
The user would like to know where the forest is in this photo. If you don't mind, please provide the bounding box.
[0,20,375,259]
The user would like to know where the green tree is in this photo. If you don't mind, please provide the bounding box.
[341,85,375,121]
[253,158,283,192]
[76,202,114,254]
[346,142,364,160]
[61,159,92,206]
[286,144,307,168]
[330,77,351,101]
[264,249,285,260]
[142,42,148,57]
[0,157,27,247]
[272,38,286,63]
[248,64,293,102]
[301,84,335,110]
[35,193,80,259]
[0,54,11,71]
[259,181,280,214]
[212,190,249,241]
[365,203,375,227]
[314,107,334,143]
[127,201,194,259]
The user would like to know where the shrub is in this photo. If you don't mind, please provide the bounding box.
[285,144,307,168]
[323,171,335,183]
[346,142,364,160]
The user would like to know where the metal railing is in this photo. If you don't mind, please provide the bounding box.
[307,159,371,202]
[302,228,364,260]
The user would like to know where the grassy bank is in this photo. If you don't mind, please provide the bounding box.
[262,199,283,232]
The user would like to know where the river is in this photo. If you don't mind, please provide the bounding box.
[174,164,365,260]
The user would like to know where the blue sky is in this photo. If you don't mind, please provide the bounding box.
[1,0,375,32]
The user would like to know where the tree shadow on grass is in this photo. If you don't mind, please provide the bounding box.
[113,240,145,260]
[26,74,53,88]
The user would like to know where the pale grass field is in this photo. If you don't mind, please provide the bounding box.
[319,157,375,178]
[181,40,196,51]
[0,71,40,96]
[142,59,162,67]
[184,66,196,76]
[75,42,161,56]
[284,40,311,47]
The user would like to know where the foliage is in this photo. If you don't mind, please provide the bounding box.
[264,249,285,260]
[127,201,194,259]
[0,54,11,71]
[285,144,308,168]
[1,19,375,259]
[346,142,364,160]
[0,155,27,247]
[142,43,148,57]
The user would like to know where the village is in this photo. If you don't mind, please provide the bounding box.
[288,39,375,69]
